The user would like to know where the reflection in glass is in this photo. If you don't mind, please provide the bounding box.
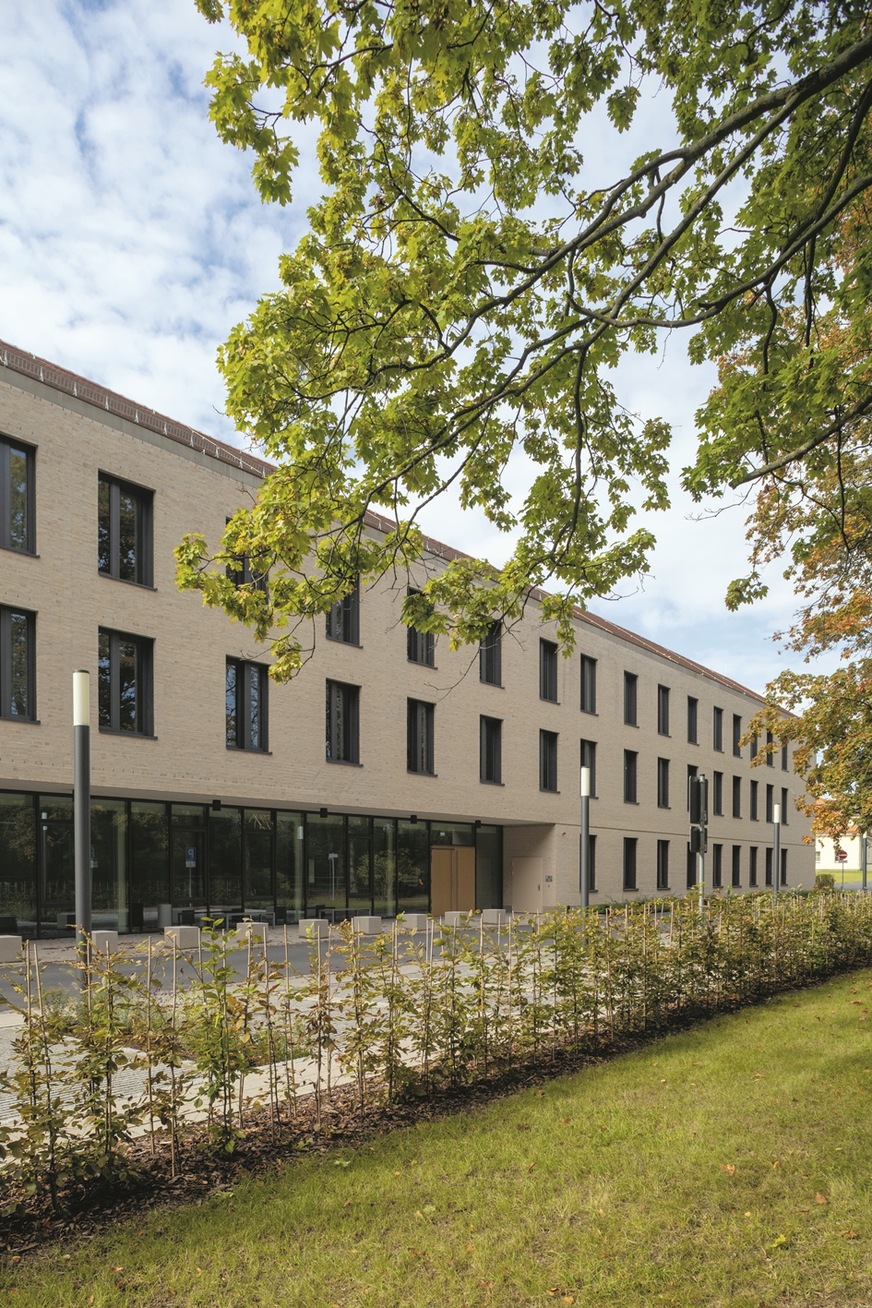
[396,820,429,914]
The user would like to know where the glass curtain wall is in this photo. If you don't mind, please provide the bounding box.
[0,792,36,933]
[38,796,74,937]
[244,808,274,911]
[130,800,169,932]
[91,798,128,930]
[348,815,372,914]
[276,811,303,922]
[396,819,429,913]
[170,803,207,921]
[209,806,242,920]
[306,812,347,918]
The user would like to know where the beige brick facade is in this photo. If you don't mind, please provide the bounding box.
[0,341,814,933]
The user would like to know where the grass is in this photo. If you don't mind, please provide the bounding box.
[4,971,872,1307]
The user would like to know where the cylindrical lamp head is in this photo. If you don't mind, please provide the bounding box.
[73,669,90,728]
[580,766,590,798]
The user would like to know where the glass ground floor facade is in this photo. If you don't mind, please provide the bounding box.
[0,790,503,937]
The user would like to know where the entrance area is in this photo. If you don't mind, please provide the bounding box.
[430,845,476,915]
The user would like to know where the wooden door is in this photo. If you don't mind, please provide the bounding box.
[430,845,477,913]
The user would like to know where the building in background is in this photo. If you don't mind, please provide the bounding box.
[0,341,814,937]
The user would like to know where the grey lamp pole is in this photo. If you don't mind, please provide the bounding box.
[862,833,868,893]
[772,802,781,902]
[73,669,92,968]
[579,765,590,909]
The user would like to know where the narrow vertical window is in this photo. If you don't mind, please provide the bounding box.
[624,750,637,803]
[765,784,774,822]
[98,473,153,585]
[480,620,502,686]
[0,436,35,553]
[749,846,758,887]
[623,837,637,892]
[407,699,435,774]
[712,770,723,815]
[657,685,670,736]
[780,788,789,823]
[732,775,742,819]
[765,847,773,886]
[623,672,637,726]
[657,758,670,808]
[539,730,558,792]
[687,696,698,744]
[656,840,669,891]
[781,742,789,771]
[539,639,558,702]
[406,589,435,666]
[326,680,360,763]
[766,730,775,766]
[732,714,742,757]
[326,580,360,644]
[480,716,502,784]
[580,655,597,713]
[686,763,698,810]
[712,706,723,751]
[750,779,759,821]
[0,606,36,720]
[712,844,723,889]
[225,658,268,751]
[731,845,741,887]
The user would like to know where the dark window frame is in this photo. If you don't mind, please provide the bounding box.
[713,706,724,752]
[326,580,361,645]
[406,589,435,667]
[623,671,637,726]
[732,775,742,819]
[0,435,35,554]
[656,839,670,891]
[0,605,36,720]
[98,472,153,586]
[98,627,154,736]
[732,714,742,757]
[750,779,759,821]
[225,657,269,752]
[539,729,558,792]
[624,749,638,803]
[657,684,670,736]
[712,770,723,816]
[539,639,558,702]
[407,698,435,775]
[580,655,597,713]
[687,696,698,744]
[749,845,758,887]
[731,844,741,887]
[326,679,360,763]
[623,837,637,892]
[712,843,723,889]
[781,787,789,824]
[480,620,502,686]
[657,757,670,809]
[480,716,502,784]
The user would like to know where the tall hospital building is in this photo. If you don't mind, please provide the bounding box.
[0,341,813,937]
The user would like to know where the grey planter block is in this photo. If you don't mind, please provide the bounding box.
[352,915,383,935]
[481,909,510,926]
[0,935,23,963]
[235,920,268,946]
[397,913,429,931]
[164,925,200,950]
[91,930,119,954]
[299,918,329,939]
[442,911,473,928]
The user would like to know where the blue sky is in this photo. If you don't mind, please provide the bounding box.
[1,0,813,695]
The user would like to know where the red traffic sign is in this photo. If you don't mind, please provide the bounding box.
[836,850,848,862]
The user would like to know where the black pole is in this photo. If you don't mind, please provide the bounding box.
[73,669,92,968]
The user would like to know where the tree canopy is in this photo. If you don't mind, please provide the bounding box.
[179,0,872,825]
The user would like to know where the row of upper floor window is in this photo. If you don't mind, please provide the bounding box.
[0,606,794,816]
[0,435,788,767]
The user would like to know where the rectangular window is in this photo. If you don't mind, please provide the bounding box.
[781,742,789,770]
[750,779,759,821]
[407,699,435,774]
[686,843,697,888]
[657,684,670,736]
[713,706,723,751]
[540,639,558,702]
[225,519,268,592]
[98,628,153,735]
[0,436,35,553]
[0,606,35,720]
[656,839,669,891]
[712,770,723,815]
[731,844,741,888]
[766,730,774,766]
[406,590,435,666]
[780,787,789,823]
[480,716,502,784]
[326,580,360,644]
[780,848,788,886]
[98,473,153,585]
[732,714,742,757]
[623,671,637,726]
[225,658,268,751]
[583,833,597,893]
[580,655,597,713]
[765,784,774,823]
[657,757,670,809]
[686,763,698,810]
[326,680,359,763]
[687,695,698,744]
[765,846,773,886]
[732,775,742,819]
[480,620,502,686]
[539,729,558,792]
[623,837,637,892]
[580,738,597,797]
[624,749,637,803]
[749,846,758,887]
[712,843,723,889]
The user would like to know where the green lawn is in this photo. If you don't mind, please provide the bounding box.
[4,971,872,1308]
